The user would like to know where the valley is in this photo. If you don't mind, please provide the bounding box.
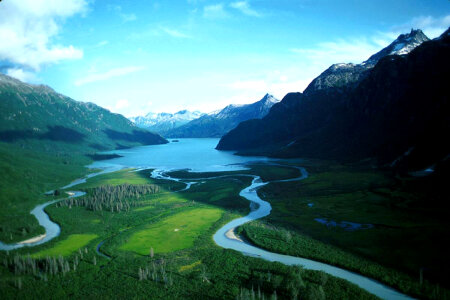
[0,144,380,299]
[1,2,449,297]
[1,139,448,299]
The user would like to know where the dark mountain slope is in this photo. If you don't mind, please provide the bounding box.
[217,29,449,171]
[303,29,429,96]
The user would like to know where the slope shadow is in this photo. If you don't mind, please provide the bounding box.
[0,126,85,143]
[103,129,166,145]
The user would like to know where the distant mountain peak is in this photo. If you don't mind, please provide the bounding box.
[261,93,278,103]
[364,28,429,65]
[165,93,280,138]
[129,110,205,135]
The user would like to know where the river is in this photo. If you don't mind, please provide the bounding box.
[0,138,412,299]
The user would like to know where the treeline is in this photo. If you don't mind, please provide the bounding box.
[2,247,95,287]
[58,184,163,212]
[238,265,329,300]
[3,254,72,281]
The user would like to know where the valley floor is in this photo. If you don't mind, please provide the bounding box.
[0,162,448,299]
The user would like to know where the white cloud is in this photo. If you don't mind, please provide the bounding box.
[230,1,261,17]
[121,13,137,22]
[108,5,137,22]
[0,0,87,76]
[229,80,267,91]
[160,27,192,39]
[393,15,450,38]
[115,99,130,110]
[74,66,145,86]
[203,4,228,19]
[291,37,385,65]
[290,15,450,71]
[227,77,312,100]
[5,68,39,83]
[95,40,109,48]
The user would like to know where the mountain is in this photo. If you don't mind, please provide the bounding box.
[303,29,430,95]
[130,110,204,136]
[0,73,168,152]
[217,28,449,172]
[166,93,279,138]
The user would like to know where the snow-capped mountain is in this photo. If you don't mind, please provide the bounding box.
[130,110,204,135]
[218,28,449,174]
[304,29,430,95]
[165,94,280,138]
[364,29,429,65]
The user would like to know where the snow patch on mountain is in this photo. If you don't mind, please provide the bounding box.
[130,110,205,134]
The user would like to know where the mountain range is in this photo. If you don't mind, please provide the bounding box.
[130,110,204,136]
[0,74,167,153]
[217,29,449,173]
[164,93,279,138]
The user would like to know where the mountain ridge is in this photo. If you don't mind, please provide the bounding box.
[303,29,430,96]
[0,73,168,152]
[217,28,449,172]
[165,93,279,138]
[130,110,204,136]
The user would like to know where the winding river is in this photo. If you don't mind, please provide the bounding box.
[0,139,412,299]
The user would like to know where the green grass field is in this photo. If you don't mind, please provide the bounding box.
[31,234,98,258]
[73,169,153,189]
[121,208,223,254]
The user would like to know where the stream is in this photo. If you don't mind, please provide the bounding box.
[155,167,412,300]
[0,139,413,299]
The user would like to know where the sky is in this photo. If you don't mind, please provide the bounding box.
[0,0,449,117]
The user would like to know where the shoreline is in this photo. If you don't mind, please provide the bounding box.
[225,227,243,242]
[17,233,46,245]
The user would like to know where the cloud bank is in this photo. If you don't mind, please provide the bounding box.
[0,0,87,82]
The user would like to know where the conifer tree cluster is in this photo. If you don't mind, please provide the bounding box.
[3,254,74,279]
[59,184,162,212]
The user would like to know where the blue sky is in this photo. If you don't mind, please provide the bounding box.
[0,0,449,116]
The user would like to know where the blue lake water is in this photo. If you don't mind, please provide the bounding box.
[90,138,271,172]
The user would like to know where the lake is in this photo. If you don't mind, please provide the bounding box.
[90,138,271,172]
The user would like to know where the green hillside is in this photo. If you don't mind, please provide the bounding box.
[0,74,167,243]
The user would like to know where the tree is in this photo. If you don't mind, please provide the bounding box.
[200,265,209,283]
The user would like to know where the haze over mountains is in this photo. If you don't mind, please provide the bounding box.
[218,29,450,173]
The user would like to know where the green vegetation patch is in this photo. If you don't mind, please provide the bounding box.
[251,160,450,298]
[74,169,152,189]
[31,234,98,258]
[179,260,201,272]
[166,163,300,182]
[120,208,223,254]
